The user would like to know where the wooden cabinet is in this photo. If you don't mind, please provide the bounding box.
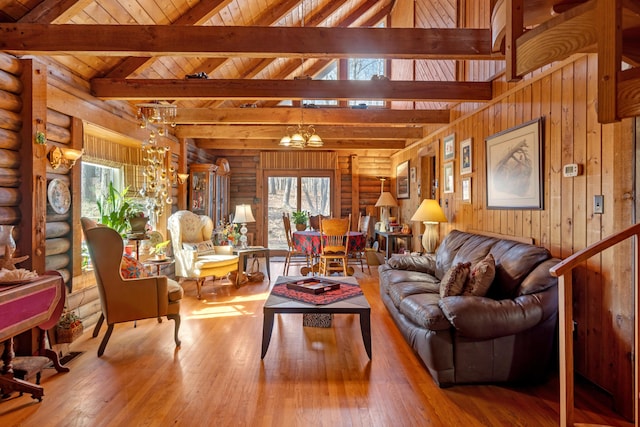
[189,160,231,226]
[189,164,217,219]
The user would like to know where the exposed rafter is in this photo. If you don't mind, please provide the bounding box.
[91,79,492,102]
[0,24,497,60]
[175,108,450,125]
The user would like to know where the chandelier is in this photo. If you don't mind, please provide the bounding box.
[279,123,323,148]
[278,0,322,149]
[136,101,177,222]
[137,102,177,141]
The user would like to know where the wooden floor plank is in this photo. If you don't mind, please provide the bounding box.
[0,261,633,426]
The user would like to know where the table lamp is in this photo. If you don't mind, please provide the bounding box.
[410,199,447,254]
[232,204,255,249]
[375,191,398,232]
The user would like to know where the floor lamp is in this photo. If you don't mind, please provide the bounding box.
[410,199,447,254]
[233,204,255,249]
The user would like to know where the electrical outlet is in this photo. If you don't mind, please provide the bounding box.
[594,195,604,214]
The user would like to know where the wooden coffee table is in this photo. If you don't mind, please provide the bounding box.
[261,276,371,359]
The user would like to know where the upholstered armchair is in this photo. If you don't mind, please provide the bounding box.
[80,218,182,357]
[167,210,239,299]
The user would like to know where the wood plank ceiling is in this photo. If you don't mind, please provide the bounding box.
[0,0,638,151]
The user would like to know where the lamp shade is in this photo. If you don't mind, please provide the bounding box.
[233,204,256,224]
[375,192,398,207]
[410,199,447,223]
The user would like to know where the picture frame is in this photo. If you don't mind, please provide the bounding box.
[396,160,410,199]
[460,138,472,175]
[443,162,454,193]
[443,134,455,160]
[410,166,417,183]
[462,177,471,203]
[485,118,544,209]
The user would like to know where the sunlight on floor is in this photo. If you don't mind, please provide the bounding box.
[186,291,271,319]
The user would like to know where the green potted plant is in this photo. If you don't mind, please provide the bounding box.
[291,211,309,231]
[96,182,134,235]
[55,310,83,344]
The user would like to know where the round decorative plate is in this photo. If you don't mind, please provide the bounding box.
[148,231,164,247]
[47,178,71,214]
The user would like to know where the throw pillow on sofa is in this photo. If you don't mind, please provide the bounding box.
[462,253,496,297]
[439,262,471,298]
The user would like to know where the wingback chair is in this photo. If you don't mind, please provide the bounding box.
[167,211,239,299]
[80,218,182,357]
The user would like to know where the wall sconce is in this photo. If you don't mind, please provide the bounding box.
[177,173,189,184]
[48,146,84,170]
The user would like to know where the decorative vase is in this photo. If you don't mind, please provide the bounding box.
[0,225,16,256]
[295,223,306,231]
[128,217,149,233]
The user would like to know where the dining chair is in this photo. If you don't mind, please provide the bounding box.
[80,218,183,357]
[282,212,312,275]
[309,214,325,231]
[318,216,351,276]
[349,213,371,273]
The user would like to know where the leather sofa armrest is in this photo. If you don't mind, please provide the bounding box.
[387,254,436,274]
[438,292,550,340]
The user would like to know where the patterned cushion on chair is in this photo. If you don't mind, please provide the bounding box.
[120,254,148,279]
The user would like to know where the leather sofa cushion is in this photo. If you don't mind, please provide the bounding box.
[519,259,561,295]
[488,240,551,299]
[435,230,471,280]
[399,293,450,330]
[167,278,184,302]
[451,234,497,266]
[388,280,440,308]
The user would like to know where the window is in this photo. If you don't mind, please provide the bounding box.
[347,57,386,107]
[81,161,124,221]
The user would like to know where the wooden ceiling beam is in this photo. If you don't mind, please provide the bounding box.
[176,124,424,140]
[91,79,492,102]
[515,1,597,76]
[175,107,450,125]
[194,139,407,150]
[0,24,496,60]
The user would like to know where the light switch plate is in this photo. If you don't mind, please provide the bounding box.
[594,195,604,214]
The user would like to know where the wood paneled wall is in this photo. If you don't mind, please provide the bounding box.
[393,53,636,418]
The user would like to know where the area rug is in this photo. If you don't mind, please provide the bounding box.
[271,280,363,305]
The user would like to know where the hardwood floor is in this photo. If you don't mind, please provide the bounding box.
[1,261,633,426]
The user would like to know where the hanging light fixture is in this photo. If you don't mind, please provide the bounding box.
[278,1,322,149]
[136,101,177,223]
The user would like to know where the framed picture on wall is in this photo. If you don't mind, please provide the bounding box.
[396,160,410,199]
[443,162,454,193]
[410,167,417,183]
[485,118,544,209]
[460,138,472,175]
[443,134,455,160]
[462,177,471,203]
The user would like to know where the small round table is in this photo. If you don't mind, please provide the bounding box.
[141,258,174,276]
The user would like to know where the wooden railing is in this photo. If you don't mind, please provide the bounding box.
[549,222,640,427]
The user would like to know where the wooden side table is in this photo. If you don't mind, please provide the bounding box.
[233,247,271,286]
[141,258,174,276]
[374,231,412,260]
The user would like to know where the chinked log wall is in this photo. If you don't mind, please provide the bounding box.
[0,53,74,285]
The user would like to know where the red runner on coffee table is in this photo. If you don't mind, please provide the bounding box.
[271,280,363,305]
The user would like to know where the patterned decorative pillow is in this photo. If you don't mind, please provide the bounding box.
[462,253,496,297]
[439,262,471,298]
[182,240,216,257]
[120,254,148,279]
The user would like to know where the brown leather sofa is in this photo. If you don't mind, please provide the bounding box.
[379,230,560,386]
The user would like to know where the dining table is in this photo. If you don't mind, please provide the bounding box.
[292,230,365,276]
[292,230,366,256]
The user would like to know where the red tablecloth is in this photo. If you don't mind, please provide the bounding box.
[292,230,365,255]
